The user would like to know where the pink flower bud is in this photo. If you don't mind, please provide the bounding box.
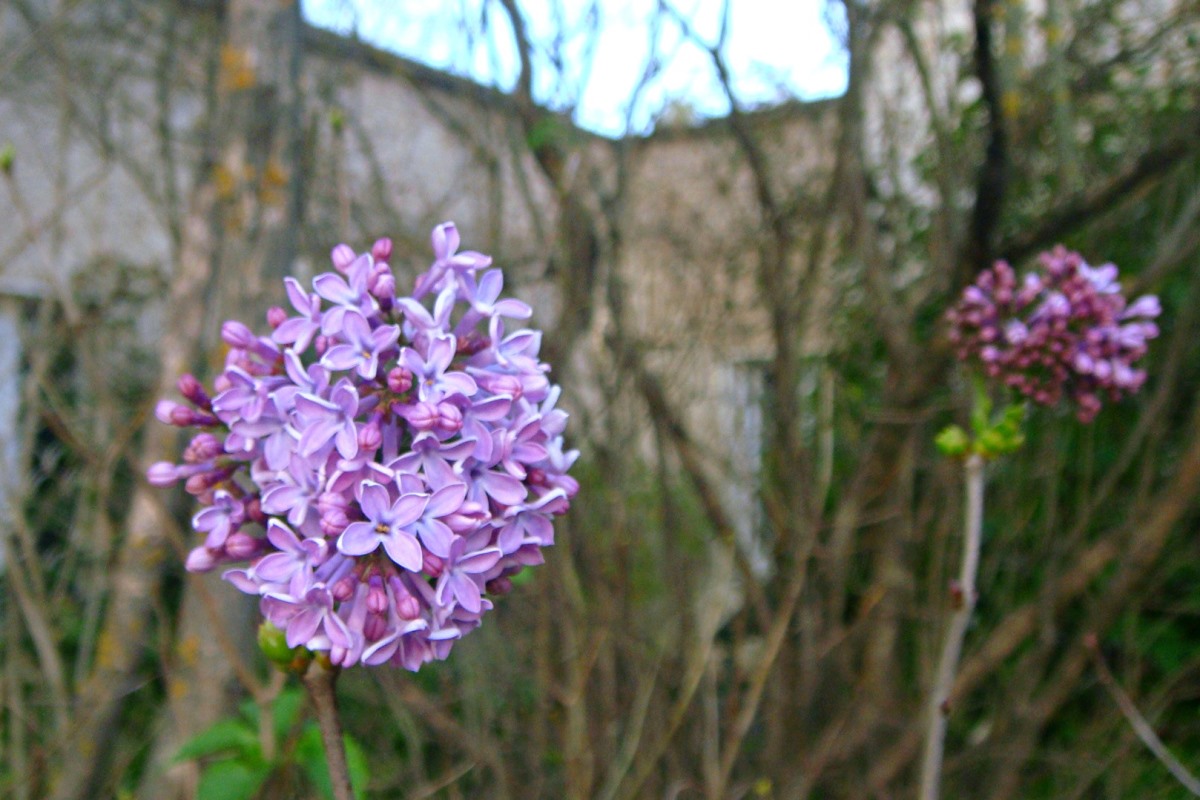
[185,474,210,495]
[373,272,396,302]
[245,496,266,524]
[266,306,288,328]
[396,592,422,620]
[146,462,180,487]
[321,509,350,537]
[331,576,356,601]
[317,491,349,516]
[387,367,413,394]
[221,320,256,349]
[358,421,383,452]
[486,576,514,596]
[224,532,259,560]
[363,613,388,641]
[177,373,211,408]
[184,433,222,462]
[155,400,185,426]
[185,546,217,572]
[371,237,392,261]
[404,402,439,431]
[483,374,523,399]
[436,403,463,434]
[422,551,444,578]
[331,243,356,273]
[366,577,388,614]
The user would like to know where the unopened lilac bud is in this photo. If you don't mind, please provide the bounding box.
[221,320,257,349]
[185,474,210,495]
[329,646,351,667]
[146,462,181,487]
[387,367,413,394]
[331,576,356,602]
[317,491,349,517]
[485,374,523,399]
[358,421,382,452]
[396,592,421,620]
[422,551,444,577]
[321,509,350,537]
[184,433,222,462]
[185,546,217,572]
[363,613,388,641]
[245,496,266,525]
[526,467,547,487]
[373,273,396,303]
[371,237,392,261]
[404,401,439,431]
[155,400,185,426]
[314,334,329,356]
[331,243,356,273]
[486,576,514,596]
[458,332,491,356]
[266,305,288,328]
[177,373,211,408]
[366,576,388,613]
[224,532,259,560]
[436,403,463,434]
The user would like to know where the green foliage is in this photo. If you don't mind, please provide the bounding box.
[936,377,1027,459]
[173,687,370,800]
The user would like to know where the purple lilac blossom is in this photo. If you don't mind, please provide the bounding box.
[147,223,577,670]
[947,246,1160,422]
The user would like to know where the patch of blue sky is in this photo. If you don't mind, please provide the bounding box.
[301,0,848,137]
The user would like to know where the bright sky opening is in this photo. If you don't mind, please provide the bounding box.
[302,0,849,137]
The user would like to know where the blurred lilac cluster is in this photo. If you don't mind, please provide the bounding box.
[149,223,577,670]
[947,246,1160,422]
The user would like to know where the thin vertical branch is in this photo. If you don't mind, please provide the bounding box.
[920,452,986,800]
[1086,635,1200,796]
[302,658,355,800]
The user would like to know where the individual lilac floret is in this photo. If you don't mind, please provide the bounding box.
[146,222,576,670]
[947,246,1160,422]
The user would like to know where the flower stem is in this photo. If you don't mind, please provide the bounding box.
[302,656,354,800]
[919,451,985,800]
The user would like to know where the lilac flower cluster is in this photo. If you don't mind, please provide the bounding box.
[149,223,578,670]
[947,246,1160,422]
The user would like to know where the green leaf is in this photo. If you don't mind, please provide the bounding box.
[298,724,370,800]
[935,424,971,457]
[238,687,305,746]
[195,758,271,800]
[345,733,371,797]
[174,719,260,763]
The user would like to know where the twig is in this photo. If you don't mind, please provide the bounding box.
[302,657,355,800]
[1085,634,1200,796]
[919,451,985,800]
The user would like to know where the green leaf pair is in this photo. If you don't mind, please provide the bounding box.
[935,378,1027,459]
[173,687,369,800]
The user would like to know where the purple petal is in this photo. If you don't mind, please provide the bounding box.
[483,471,527,505]
[427,483,467,516]
[417,519,454,559]
[338,521,382,556]
[359,483,392,521]
[382,531,423,571]
[458,546,502,575]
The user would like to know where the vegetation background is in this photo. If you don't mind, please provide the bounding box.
[1,0,1199,798]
